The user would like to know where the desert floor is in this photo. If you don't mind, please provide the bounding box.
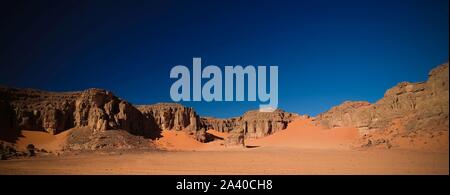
[0,147,448,175]
[0,118,448,175]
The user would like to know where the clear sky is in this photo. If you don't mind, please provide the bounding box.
[0,0,448,118]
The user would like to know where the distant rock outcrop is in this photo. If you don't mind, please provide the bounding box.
[315,101,372,130]
[137,104,298,144]
[241,110,300,138]
[0,87,158,140]
[137,103,207,142]
[202,109,299,140]
[317,63,449,132]
[201,117,239,133]
[224,129,245,147]
[316,63,449,148]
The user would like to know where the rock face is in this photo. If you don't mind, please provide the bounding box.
[201,117,239,133]
[64,127,154,151]
[241,110,299,138]
[138,104,298,143]
[0,87,157,139]
[224,129,245,147]
[316,63,449,148]
[137,103,206,142]
[0,87,299,147]
[316,101,372,130]
[202,109,298,139]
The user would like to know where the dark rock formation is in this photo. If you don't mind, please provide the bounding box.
[0,87,158,140]
[137,103,206,142]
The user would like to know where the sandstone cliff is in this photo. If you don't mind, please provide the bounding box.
[0,87,158,141]
[137,103,207,142]
[201,117,239,133]
[317,63,448,131]
[316,63,449,148]
[2,62,446,150]
[202,109,299,139]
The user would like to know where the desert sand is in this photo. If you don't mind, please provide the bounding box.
[0,118,448,175]
[0,147,448,175]
[14,130,72,152]
[246,118,359,149]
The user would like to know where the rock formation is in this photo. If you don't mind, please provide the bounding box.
[202,109,299,139]
[2,63,446,150]
[224,129,245,147]
[0,87,157,140]
[315,101,372,130]
[241,110,299,138]
[316,63,449,148]
[201,117,239,133]
[137,103,207,142]
[64,127,155,151]
[317,63,448,131]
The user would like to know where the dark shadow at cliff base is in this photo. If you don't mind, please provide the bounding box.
[142,127,163,140]
[0,128,23,143]
[245,145,260,148]
[204,132,224,142]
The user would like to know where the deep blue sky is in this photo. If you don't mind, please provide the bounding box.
[0,0,448,118]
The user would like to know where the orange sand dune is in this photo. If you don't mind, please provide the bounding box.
[247,118,359,149]
[15,130,72,152]
[155,118,359,151]
[154,129,236,151]
[154,130,204,151]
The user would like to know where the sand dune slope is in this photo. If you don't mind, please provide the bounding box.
[15,130,72,152]
[247,118,359,149]
[152,117,359,151]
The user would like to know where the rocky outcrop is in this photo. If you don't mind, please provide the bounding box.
[316,63,449,145]
[241,110,299,138]
[64,128,155,151]
[137,103,206,142]
[0,87,157,140]
[202,109,299,139]
[315,101,372,130]
[201,117,239,133]
[224,129,245,147]
[138,104,299,143]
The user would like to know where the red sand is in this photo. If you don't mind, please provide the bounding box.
[247,118,358,149]
[154,130,204,151]
[0,117,448,174]
[15,130,72,152]
[154,118,359,151]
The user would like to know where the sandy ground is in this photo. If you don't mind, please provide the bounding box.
[0,147,447,175]
[14,130,72,152]
[0,118,448,175]
[247,118,359,149]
